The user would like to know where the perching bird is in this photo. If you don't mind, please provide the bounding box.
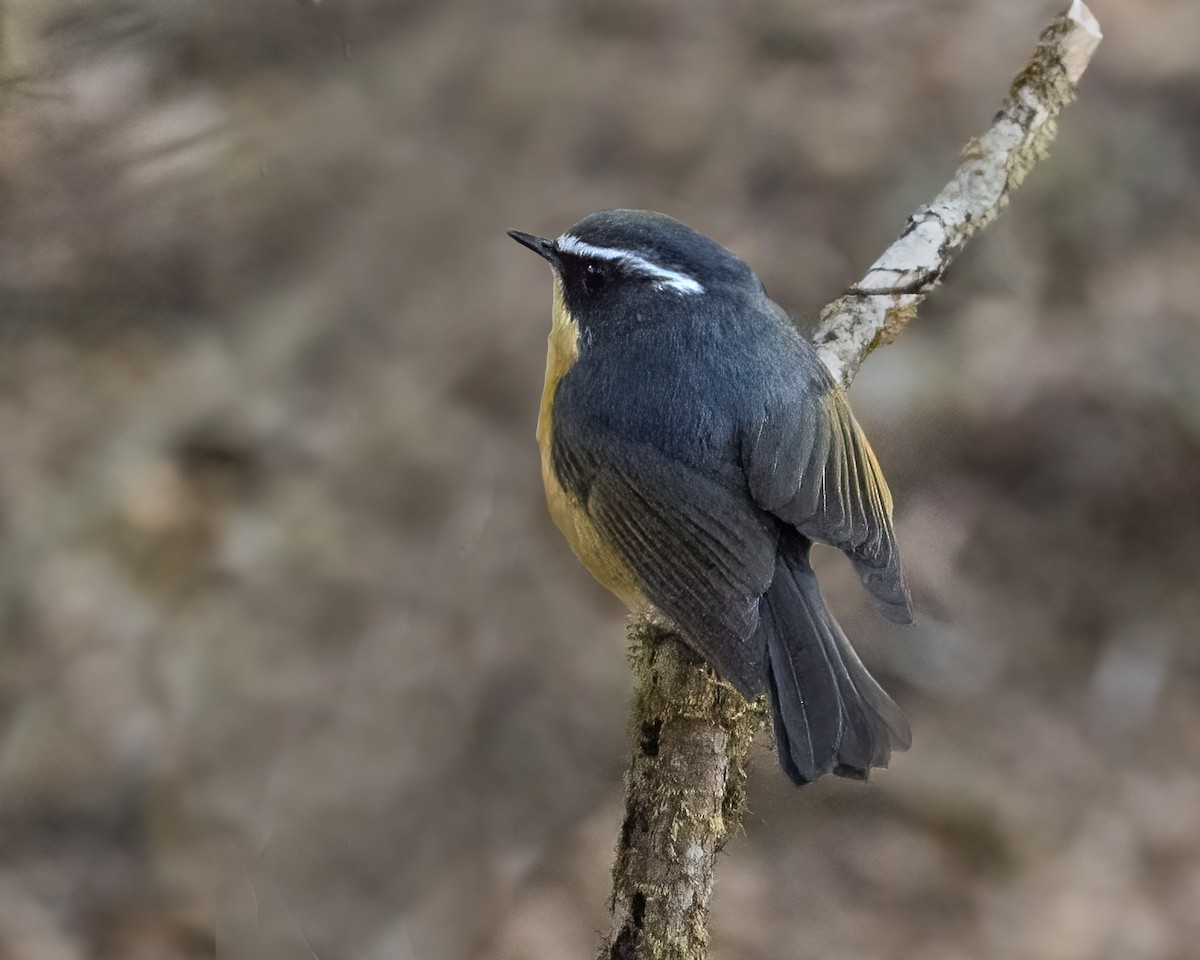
[509,209,911,785]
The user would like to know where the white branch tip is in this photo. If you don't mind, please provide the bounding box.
[1064,1,1103,84]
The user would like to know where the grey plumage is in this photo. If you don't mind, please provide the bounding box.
[515,209,912,785]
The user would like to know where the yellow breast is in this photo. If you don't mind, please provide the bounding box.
[537,281,645,611]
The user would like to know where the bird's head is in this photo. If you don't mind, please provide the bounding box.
[508,209,755,325]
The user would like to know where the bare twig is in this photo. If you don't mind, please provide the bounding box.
[814,0,1102,388]
[602,4,1101,958]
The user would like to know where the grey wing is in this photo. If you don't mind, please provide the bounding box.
[743,381,912,624]
[554,429,777,698]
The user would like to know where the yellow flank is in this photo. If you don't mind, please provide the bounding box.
[537,280,647,611]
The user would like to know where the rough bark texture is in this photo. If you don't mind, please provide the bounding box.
[814,0,1102,388]
[603,4,1101,958]
[603,619,765,960]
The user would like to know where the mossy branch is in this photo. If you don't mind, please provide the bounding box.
[603,619,764,960]
[601,4,1101,958]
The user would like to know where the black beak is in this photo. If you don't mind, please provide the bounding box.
[507,229,559,266]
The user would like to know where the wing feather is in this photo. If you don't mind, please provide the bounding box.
[744,381,912,624]
[554,428,777,697]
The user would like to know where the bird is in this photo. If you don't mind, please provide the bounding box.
[508,209,911,786]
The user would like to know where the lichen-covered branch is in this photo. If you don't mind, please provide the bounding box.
[603,4,1101,958]
[814,0,1102,388]
[603,619,764,960]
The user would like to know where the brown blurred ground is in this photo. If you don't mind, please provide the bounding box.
[1,1,1198,958]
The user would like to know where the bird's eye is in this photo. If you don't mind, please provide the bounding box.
[581,261,607,294]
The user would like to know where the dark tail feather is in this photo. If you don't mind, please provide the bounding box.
[758,544,910,786]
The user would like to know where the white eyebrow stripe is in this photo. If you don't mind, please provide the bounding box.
[555,235,705,295]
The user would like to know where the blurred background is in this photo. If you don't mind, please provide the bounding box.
[1,1,1198,958]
